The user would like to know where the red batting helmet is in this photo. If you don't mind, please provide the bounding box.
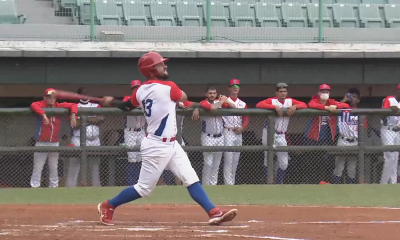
[138,52,168,78]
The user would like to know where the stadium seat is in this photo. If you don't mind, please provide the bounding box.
[122,0,149,26]
[96,0,122,25]
[332,3,359,27]
[150,1,176,26]
[78,0,92,24]
[254,2,281,27]
[384,4,400,28]
[176,1,202,26]
[240,0,257,5]
[204,1,230,27]
[61,0,77,9]
[0,0,26,24]
[358,4,384,28]
[285,0,310,6]
[336,0,360,4]
[362,0,385,4]
[259,0,282,5]
[307,3,333,27]
[310,0,335,4]
[229,2,256,27]
[388,0,400,4]
[281,2,307,27]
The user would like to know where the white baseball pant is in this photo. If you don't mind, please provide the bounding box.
[261,128,288,170]
[201,133,224,185]
[380,127,400,184]
[124,128,145,162]
[223,128,242,185]
[30,142,60,188]
[333,136,358,179]
[133,134,199,197]
[66,136,101,187]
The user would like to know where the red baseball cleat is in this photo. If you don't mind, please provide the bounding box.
[208,207,238,225]
[97,200,115,226]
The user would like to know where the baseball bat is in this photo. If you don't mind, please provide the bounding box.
[54,90,104,103]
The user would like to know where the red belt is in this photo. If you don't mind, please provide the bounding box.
[146,133,176,142]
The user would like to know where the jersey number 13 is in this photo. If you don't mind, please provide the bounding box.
[142,99,153,117]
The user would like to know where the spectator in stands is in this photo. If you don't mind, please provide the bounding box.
[66,87,104,187]
[30,88,78,188]
[306,84,349,184]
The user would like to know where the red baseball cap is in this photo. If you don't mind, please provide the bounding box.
[397,84,400,90]
[131,80,141,88]
[44,88,56,96]
[318,84,330,91]
[229,79,240,86]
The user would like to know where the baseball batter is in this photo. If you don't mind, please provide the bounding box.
[333,88,365,184]
[380,87,400,184]
[200,86,236,185]
[222,79,249,185]
[30,88,77,188]
[97,52,237,226]
[123,80,146,186]
[256,83,307,184]
[66,87,103,187]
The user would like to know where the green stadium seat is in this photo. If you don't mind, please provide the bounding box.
[150,1,176,26]
[78,0,92,24]
[332,3,359,27]
[61,0,77,9]
[259,0,282,5]
[307,3,333,27]
[122,0,149,26]
[0,0,26,24]
[336,0,360,4]
[240,0,257,5]
[254,2,281,27]
[362,0,385,4]
[176,1,202,26]
[310,0,335,4]
[285,0,310,5]
[388,0,400,4]
[204,1,229,26]
[384,4,400,28]
[281,2,307,27]
[358,4,384,28]
[96,0,122,25]
[229,2,256,27]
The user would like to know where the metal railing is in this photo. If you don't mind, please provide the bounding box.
[0,107,399,188]
[1,0,399,42]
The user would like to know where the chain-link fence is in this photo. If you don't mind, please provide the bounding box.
[1,0,400,42]
[0,107,400,188]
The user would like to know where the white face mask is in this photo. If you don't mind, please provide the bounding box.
[320,93,329,100]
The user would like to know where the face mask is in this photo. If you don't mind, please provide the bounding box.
[320,93,329,100]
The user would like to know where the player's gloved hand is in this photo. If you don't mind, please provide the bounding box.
[287,105,297,116]
[275,106,283,117]
[42,114,49,125]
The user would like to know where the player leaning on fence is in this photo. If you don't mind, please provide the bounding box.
[380,84,400,184]
[333,87,367,184]
[256,83,307,184]
[30,88,78,188]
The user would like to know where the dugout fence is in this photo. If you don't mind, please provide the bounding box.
[0,107,398,188]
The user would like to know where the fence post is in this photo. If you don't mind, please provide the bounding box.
[318,0,323,42]
[267,116,275,184]
[206,0,211,41]
[90,0,95,41]
[80,115,88,186]
[358,115,365,184]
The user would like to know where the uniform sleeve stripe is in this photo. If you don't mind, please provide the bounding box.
[155,114,169,137]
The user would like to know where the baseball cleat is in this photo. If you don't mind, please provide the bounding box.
[208,207,238,226]
[97,200,115,226]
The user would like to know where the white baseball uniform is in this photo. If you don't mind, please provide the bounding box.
[66,102,101,187]
[380,96,400,184]
[222,97,248,185]
[176,101,192,146]
[200,99,226,185]
[334,111,365,179]
[123,96,146,163]
[130,80,199,197]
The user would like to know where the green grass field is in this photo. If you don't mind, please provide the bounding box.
[1,184,400,207]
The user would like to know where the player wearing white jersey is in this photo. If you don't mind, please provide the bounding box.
[199,86,236,185]
[380,84,400,184]
[66,87,104,187]
[222,79,249,185]
[256,83,307,184]
[333,88,366,184]
[124,80,146,186]
[97,52,237,226]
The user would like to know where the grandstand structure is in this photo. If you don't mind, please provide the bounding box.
[0,0,399,42]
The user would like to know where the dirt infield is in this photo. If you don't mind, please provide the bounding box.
[1,205,400,240]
